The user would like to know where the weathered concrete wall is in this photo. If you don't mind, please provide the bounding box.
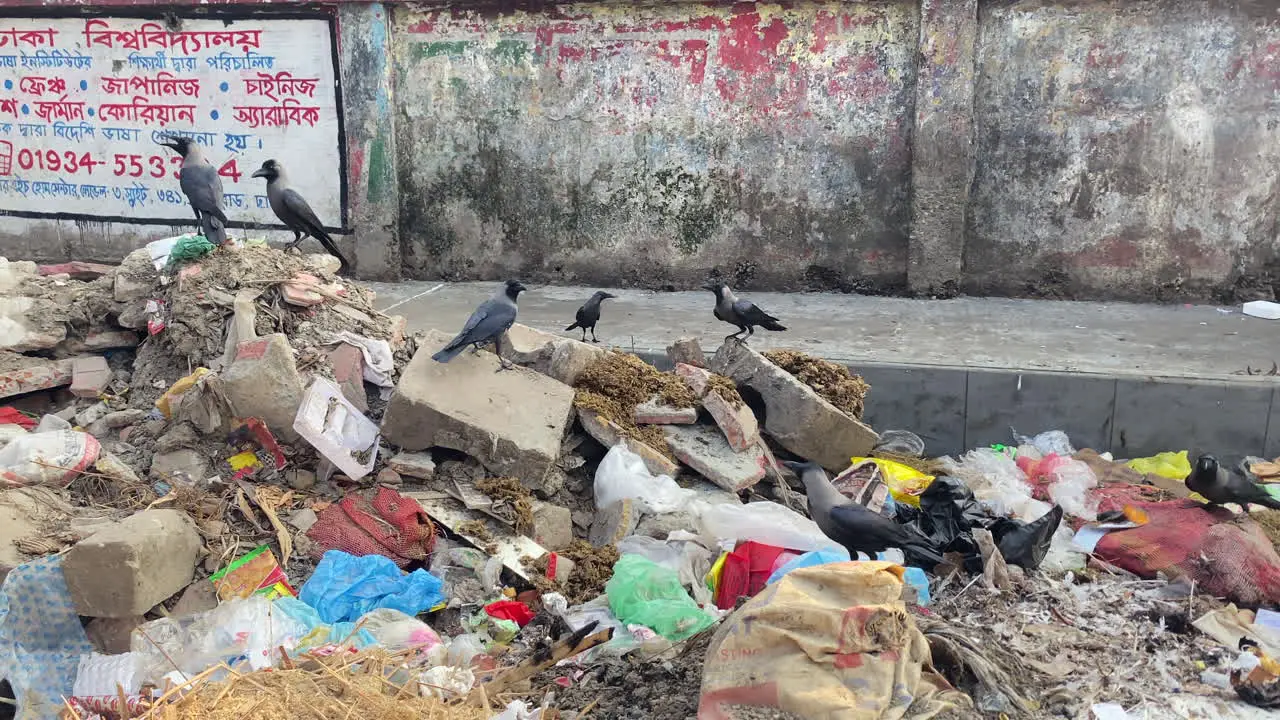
[392,1,918,292]
[966,0,1280,301]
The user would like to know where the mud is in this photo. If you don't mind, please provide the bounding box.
[546,629,712,719]
[761,350,870,419]
[475,476,534,535]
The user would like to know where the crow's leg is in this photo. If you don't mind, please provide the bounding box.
[494,335,513,371]
[724,326,746,343]
[743,325,756,343]
[591,327,599,343]
[470,343,484,355]
[284,231,306,251]
[580,328,587,342]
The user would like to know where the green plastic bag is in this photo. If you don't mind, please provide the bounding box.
[166,234,216,268]
[1127,451,1191,481]
[606,554,715,641]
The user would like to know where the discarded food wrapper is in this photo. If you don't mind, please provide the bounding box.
[1126,450,1192,481]
[210,545,297,601]
[229,417,287,471]
[293,376,379,481]
[848,456,933,506]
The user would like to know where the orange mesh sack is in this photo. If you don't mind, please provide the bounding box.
[306,486,436,567]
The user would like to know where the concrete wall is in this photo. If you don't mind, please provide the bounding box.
[5,0,1280,302]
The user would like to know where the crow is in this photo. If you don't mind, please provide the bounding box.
[1186,454,1280,513]
[432,280,527,370]
[251,159,350,274]
[702,282,786,344]
[782,459,944,569]
[158,135,228,246]
[564,290,616,343]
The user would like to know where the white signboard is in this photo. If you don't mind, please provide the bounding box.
[0,14,345,230]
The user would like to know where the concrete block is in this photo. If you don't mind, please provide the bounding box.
[116,300,149,330]
[531,500,573,551]
[70,356,110,398]
[150,448,212,482]
[702,391,760,452]
[675,363,712,396]
[634,396,698,425]
[85,615,143,654]
[0,295,65,351]
[62,509,202,618]
[222,333,305,442]
[499,323,607,385]
[328,343,368,412]
[577,408,679,478]
[548,338,607,386]
[170,580,218,618]
[711,341,878,472]
[381,330,575,491]
[666,338,706,368]
[664,424,767,492]
[388,451,436,480]
[376,467,403,486]
[589,498,638,547]
[0,356,72,399]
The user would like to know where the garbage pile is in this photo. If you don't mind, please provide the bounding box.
[2,242,1280,719]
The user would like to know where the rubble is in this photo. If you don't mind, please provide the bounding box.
[388,450,436,480]
[222,333,306,442]
[69,355,111,398]
[666,336,707,368]
[712,339,878,471]
[0,353,72,399]
[663,423,767,492]
[578,408,680,477]
[382,329,575,492]
[62,508,202,617]
[634,396,699,425]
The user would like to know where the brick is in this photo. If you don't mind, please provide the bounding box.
[62,509,202,618]
[0,356,72,399]
[388,451,436,480]
[531,500,573,551]
[70,355,111,398]
[38,262,115,280]
[222,334,305,442]
[634,396,698,425]
[666,338,707,368]
[675,363,713,396]
[577,408,679,478]
[281,273,326,307]
[711,340,878,472]
[82,330,141,350]
[381,330,575,492]
[328,343,368,412]
[388,314,408,348]
[663,424,767,492]
[703,390,760,452]
[589,498,638,547]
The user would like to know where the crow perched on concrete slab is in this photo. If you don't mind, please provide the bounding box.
[782,459,944,568]
[432,280,527,370]
[565,290,616,343]
[702,282,786,344]
[158,135,228,246]
[251,159,350,274]
[1187,454,1280,513]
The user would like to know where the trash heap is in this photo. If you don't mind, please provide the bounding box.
[1,243,1280,719]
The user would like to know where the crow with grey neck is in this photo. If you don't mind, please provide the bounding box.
[702,282,786,343]
[251,159,350,274]
[1187,454,1280,513]
[159,135,228,246]
[565,290,616,343]
[432,280,527,370]
[782,459,944,568]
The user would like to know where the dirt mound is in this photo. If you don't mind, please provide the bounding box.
[573,351,696,459]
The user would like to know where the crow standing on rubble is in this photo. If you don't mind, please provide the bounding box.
[251,159,351,275]
[702,282,786,344]
[564,290,617,343]
[1186,454,1280,513]
[782,459,944,569]
[432,280,527,370]
[158,135,228,246]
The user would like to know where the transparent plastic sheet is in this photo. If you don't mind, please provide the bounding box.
[1012,428,1076,457]
[594,444,695,513]
[695,500,849,555]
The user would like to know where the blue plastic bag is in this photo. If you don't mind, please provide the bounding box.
[765,548,850,586]
[300,550,445,624]
[274,597,376,648]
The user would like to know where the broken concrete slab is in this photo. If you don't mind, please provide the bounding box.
[531,500,573,551]
[0,295,66,351]
[388,451,436,480]
[634,396,698,425]
[702,390,760,452]
[62,509,202,618]
[382,330,575,492]
[150,448,213,482]
[222,333,305,442]
[589,498,639,547]
[328,342,368,412]
[663,423,767,492]
[0,355,72,400]
[70,356,111,398]
[85,615,144,654]
[113,249,157,302]
[675,363,712,396]
[115,300,149,330]
[499,323,607,385]
[0,257,38,294]
[548,338,607,386]
[577,408,679,478]
[38,261,116,280]
[711,341,878,472]
[667,337,707,368]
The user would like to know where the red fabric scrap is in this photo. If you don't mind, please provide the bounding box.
[0,407,36,430]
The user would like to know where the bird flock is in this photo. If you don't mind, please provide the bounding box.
[158,134,349,274]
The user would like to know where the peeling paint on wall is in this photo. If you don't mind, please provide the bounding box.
[393,1,917,291]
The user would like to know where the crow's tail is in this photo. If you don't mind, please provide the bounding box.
[201,214,227,246]
[761,320,787,331]
[564,321,581,331]
[313,230,351,274]
[431,343,466,363]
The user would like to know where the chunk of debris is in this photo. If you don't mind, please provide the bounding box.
[70,355,111,398]
[382,330,575,492]
[589,498,639,547]
[150,448,213,482]
[666,337,707,368]
[527,539,619,605]
[0,354,72,400]
[388,451,436,480]
[62,509,202,618]
[676,362,758,451]
[573,350,695,462]
[327,342,368,412]
[500,323,608,385]
[761,348,871,419]
[664,423,767,492]
[578,408,679,478]
[531,500,573,551]
[222,333,305,442]
[634,396,699,425]
[713,341,878,471]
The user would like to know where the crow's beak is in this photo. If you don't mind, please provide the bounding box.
[250,168,267,179]
[156,137,177,149]
[601,292,617,300]
[700,282,718,291]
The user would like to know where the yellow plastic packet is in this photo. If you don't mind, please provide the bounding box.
[154,367,211,418]
[1126,450,1191,481]
[705,551,729,596]
[849,457,935,507]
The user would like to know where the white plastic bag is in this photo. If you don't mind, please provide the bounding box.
[594,444,694,513]
[941,448,1051,521]
[695,501,850,555]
